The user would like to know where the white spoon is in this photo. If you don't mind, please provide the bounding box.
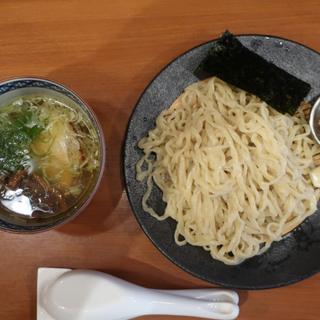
[37,268,239,320]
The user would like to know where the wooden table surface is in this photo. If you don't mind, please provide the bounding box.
[0,1,319,319]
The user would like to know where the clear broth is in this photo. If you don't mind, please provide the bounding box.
[0,95,101,221]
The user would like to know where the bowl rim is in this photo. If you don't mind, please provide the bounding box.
[309,96,320,145]
[0,76,106,233]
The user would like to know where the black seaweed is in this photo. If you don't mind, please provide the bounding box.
[194,31,311,115]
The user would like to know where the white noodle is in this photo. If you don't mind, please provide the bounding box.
[136,77,320,265]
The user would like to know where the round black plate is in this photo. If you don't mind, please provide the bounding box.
[124,35,320,289]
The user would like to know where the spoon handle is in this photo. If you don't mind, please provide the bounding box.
[144,290,239,320]
[157,289,239,304]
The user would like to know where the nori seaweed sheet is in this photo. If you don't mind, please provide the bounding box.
[194,31,311,115]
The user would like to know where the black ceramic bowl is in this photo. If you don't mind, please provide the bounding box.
[124,34,320,289]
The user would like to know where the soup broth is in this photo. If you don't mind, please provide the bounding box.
[0,95,100,219]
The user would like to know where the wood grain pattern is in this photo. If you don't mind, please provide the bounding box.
[0,1,319,319]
